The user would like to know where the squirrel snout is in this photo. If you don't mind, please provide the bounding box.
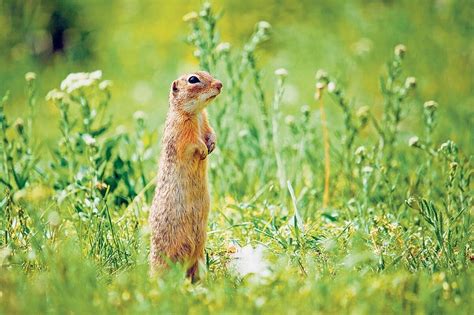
[213,81,223,92]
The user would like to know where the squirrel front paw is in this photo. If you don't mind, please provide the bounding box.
[204,132,216,154]
[195,141,208,160]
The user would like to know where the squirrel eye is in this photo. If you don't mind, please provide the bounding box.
[188,76,200,84]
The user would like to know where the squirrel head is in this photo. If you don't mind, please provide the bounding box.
[170,71,223,114]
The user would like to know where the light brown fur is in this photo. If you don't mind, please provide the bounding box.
[149,71,222,281]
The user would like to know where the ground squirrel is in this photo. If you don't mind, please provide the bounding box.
[149,71,222,280]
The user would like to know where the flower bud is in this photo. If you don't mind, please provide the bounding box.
[356,106,369,118]
[408,136,420,147]
[405,77,416,89]
[316,82,326,90]
[362,166,374,174]
[355,146,366,156]
[25,72,36,82]
[14,118,24,135]
[183,11,198,23]
[405,197,420,210]
[315,69,328,82]
[95,181,109,192]
[424,100,438,111]
[257,21,271,32]
[394,44,407,58]
[274,68,288,77]
[301,105,310,115]
[449,162,458,171]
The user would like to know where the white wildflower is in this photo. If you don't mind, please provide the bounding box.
[133,111,147,121]
[408,136,420,147]
[362,166,374,174]
[316,82,326,90]
[99,80,113,91]
[82,134,96,146]
[405,77,416,89]
[230,244,270,278]
[45,89,67,101]
[355,146,366,156]
[394,44,407,58]
[60,71,102,93]
[327,82,337,93]
[216,42,231,54]
[257,21,271,32]
[25,72,36,82]
[424,100,438,110]
[315,69,328,81]
[89,70,102,80]
[274,68,288,77]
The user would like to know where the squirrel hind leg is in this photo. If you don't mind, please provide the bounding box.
[186,261,199,283]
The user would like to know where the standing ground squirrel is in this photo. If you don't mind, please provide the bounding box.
[149,71,222,280]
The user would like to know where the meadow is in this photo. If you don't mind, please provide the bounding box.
[0,1,473,314]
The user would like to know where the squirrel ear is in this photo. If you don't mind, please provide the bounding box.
[172,80,179,93]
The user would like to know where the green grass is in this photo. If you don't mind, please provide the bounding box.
[1,2,473,314]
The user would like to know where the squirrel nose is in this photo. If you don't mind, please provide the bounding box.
[213,81,223,91]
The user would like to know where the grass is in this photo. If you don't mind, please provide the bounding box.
[1,2,473,314]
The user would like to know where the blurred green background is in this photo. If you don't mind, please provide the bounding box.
[1,0,473,147]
